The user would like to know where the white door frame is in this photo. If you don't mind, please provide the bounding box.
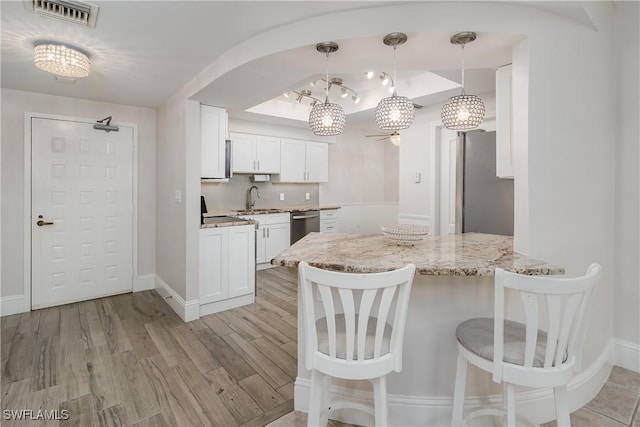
[23,112,139,312]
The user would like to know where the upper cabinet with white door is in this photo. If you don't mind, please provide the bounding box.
[230,132,280,174]
[496,64,514,179]
[201,105,228,179]
[278,138,328,183]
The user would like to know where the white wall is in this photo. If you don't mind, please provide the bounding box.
[0,88,157,300]
[613,2,640,352]
[155,93,188,300]
[319,129,399,233]
[399,94,497,229]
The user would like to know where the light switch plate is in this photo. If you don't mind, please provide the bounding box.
[280,193,285,201]
[305,192,310,200]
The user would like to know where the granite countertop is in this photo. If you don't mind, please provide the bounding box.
[200,218,258,229]
[271,232,564,276]
[203,205,340,218]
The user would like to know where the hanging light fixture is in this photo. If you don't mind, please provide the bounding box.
[33,43,90,79]
[441,32,485,131]
[308,42,346,136]
[389,131,401,146]
[375,33,415,131]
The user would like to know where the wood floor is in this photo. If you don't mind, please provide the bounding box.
[1,267,299,427]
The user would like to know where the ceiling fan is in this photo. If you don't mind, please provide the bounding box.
[365,131,401,146]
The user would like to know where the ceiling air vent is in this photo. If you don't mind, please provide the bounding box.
[28,0,100,28]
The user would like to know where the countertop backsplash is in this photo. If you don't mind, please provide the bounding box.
[202,174,319,212]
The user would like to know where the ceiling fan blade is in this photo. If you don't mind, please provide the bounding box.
[366,134,391,138]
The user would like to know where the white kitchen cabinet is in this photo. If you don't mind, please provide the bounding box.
[199,224,255,314]
[279,138,328,183]
[238,213,290,266]
[230,132,280,174]
[201,105,228,179]
[496,64,514,179]
[320,209,340,233]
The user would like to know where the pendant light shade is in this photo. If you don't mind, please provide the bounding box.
[309,42,346,136]
[441,32,485,131]
[375,95,414,131]
[375,33,414,131]
[34,43,90,79]
[441,93,485,131]
[309,99,346,136]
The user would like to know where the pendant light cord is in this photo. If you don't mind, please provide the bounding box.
[325,52,330,103]
[393,44,398,96]
[460,43,466,95]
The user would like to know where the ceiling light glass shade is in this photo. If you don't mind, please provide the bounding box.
[34,44,90,78]
[309,101,346,136]
[441,92,485,131]
[375,94,415,131]
[389,132,401,146]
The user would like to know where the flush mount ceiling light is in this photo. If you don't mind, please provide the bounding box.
[441,32,485,131]
[308,42,346,136]
[375,33,415,132]
[33,43,90,79]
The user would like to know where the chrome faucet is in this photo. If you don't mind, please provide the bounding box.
[247,185,261,211]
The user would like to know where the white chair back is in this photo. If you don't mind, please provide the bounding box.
[299,262,416,378]
[492,263,601,384]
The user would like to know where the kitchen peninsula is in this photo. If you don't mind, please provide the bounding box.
[271,232,564,426]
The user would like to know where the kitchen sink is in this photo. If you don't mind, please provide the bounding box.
[203,216,242,224]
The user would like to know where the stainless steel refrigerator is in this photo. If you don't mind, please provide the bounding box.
[455,130,514,236]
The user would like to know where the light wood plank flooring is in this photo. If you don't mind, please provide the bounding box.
[1,267,298,427]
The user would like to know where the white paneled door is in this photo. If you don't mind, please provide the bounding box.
[31,117,134,309]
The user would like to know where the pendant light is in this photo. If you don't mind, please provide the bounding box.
[309,42,346,136]
[375,33,414,131]
[441,32,485,131]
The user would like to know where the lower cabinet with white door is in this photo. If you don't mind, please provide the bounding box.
[320,209,340,233]
[199,223,256,316]
[238,213,290,268]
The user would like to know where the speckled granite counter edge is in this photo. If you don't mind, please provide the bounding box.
[204,205,340,217]
[200,219,257,229]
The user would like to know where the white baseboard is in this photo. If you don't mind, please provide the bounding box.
[154,275,199,322]
[613,339,640,372]
[294,340,613,426]
[133,274,155,292]
[200,293,254,316]
[0,295,27,317]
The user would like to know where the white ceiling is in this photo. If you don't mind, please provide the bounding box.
[1,1,595,128]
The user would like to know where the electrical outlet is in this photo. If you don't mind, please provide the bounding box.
[279,193,285,201]
[305,192,310,201]
[174,190,182,204]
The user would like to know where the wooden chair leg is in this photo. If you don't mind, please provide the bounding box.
[503,382,515,427]
[554,385,571,427]
[372,376,388,427]
[308,370,324,427]
[451,353,468,426]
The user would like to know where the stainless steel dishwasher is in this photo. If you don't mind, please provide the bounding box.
[290,210,320,244]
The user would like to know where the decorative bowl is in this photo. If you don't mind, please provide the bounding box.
[381,224,430,246]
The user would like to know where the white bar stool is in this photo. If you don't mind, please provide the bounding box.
[299,261,416,427]
[451,264,601,427]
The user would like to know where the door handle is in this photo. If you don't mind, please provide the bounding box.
[267,227,270,238]
[37,220,54,226]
